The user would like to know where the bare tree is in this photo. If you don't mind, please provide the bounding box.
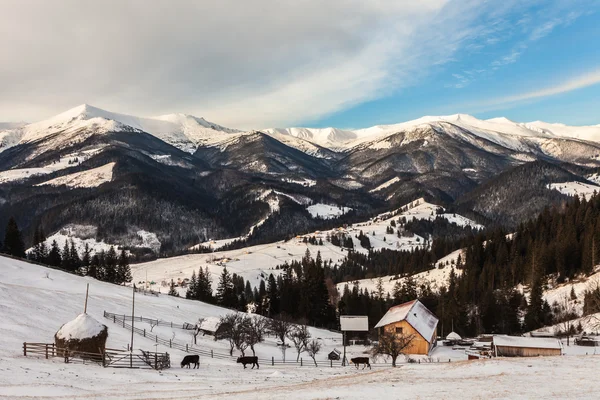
[553,294,579,346]
[219,313,250,356]
[245,317,268,356]
[371,331,416,367]
[289,324,311,361]
[306,339,322,367]
[269,313,294,347]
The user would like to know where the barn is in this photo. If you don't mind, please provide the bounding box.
[198,317,230,338]
[374,300,439,355]
[493,336,562,357]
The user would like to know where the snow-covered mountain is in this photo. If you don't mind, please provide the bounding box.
[1,104,600,254]
[0,104,240,154]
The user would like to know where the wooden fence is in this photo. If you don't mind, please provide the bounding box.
[104,311,194,330]
[22,342,170,370]
[102,311,453,368]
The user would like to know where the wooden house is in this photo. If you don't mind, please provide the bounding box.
[492,336,562,357]
[374,300,439,355]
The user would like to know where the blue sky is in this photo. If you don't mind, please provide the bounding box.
[310,3,600,129]
[1,1,599,129]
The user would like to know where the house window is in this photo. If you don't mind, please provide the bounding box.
[395,327,403,334]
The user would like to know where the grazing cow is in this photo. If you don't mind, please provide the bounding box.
[350,357,371,370]
[181,355,200,369]
[237,356,259,369]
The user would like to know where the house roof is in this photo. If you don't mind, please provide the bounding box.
[493,335,562,350]
[374,300,439,342]
[199,316,221,332]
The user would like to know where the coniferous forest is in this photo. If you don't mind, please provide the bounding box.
[3,192,600,336]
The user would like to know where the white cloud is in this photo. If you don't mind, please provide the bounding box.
[491,69,600,105]
[0,0,593,129]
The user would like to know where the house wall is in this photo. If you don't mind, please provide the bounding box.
[381,320,430,355]
[495,346,561,357]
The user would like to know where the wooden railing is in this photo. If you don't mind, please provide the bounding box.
[22,342,170,370]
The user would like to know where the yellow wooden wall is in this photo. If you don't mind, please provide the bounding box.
[381,320,432,355]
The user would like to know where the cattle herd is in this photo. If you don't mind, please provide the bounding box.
[180,355,372,370]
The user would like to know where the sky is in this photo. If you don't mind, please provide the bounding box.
[0,0,599,130]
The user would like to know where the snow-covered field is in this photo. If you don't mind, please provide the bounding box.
[2,256,600,399]
[306,203,352,219]
[548,181,600,198]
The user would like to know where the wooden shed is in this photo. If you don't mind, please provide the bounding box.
[198,317,230,339]
[493,336,562,357]
[374,300,438,355]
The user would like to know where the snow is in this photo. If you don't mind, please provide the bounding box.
[446,331,462,341]
[28,225,122,257]
[306,203,352,219]
[0,148,103,184]
[0,104,240,155]
[55,313,106,340]
[493,336,562,350]
[281,177,317,187]
[547,181,600,198]
[35,162,115,188]
[136,230,161,253]
[4,255,600,399]
[369,177,400,193]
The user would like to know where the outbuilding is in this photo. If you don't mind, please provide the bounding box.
[198,317,230,339]
[492,336,562,357]
[374,299,438,355]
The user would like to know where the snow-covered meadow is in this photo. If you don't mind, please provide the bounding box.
[2,256,600,399]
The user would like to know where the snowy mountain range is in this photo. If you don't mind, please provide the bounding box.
[1,104,600,254]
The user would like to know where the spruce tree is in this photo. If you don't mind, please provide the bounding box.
[168,279,179,296]
[2,217,25,258]
[266,273,280,317]
[216,267,236,308]
[104,246,118,283]
[187,270,198,299]
[47,240,62,267]
[117,250,132,284]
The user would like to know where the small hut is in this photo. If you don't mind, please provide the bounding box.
[492,336,562,357]
[328,349,341,360]
[198,316,231,339]
[443,331,462,346]
[55,313,108,360]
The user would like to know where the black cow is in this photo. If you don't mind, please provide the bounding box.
[350,357,371,370]
[237,356,259,369]
[181,355,200,369]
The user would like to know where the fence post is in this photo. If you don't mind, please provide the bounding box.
[300,358,303,367]
[171,322,173,328]
[186,344,188,352]
[144,329,146,338]
[122,318,125,328]
[211,350,213,358]
[113,315,116,323]
[272,356,274,366]
[169,340,172,348]
[102,351,106,367]
[156,336,158,343]
[330,360,332,368]
[23,342,26,357]
[130,353,133,368]
[45,344,48,359]
[155,353,158,370]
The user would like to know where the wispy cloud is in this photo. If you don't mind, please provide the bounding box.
[478,69,600,110]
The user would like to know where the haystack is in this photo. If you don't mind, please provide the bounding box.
[55,313,108,359]
[446,331,462,341]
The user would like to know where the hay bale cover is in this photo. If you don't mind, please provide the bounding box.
[55,313,108,359]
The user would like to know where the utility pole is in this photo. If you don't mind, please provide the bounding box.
[83,283,89,313]
[130,284,136,352]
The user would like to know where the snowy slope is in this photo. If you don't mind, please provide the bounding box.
[547,181,600,198]
[0,104,240,154]
[35,162,115,188]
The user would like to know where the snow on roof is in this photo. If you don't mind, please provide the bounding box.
[493,336,562,350]
[56,313,106,340]
[374,300,438,342]
[446,331,462,341]
[199,316,221,332]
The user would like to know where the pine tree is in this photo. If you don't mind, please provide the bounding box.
[117,250,132,284]
[81,244,91,272]
[266,273,280,317]
[2,217,25,258]
[216,267,236,308]
[196,267,213,302]
[104,246,118,283]
[47,240,62,267]
[61,240,72,271]
[187,270,198,299]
